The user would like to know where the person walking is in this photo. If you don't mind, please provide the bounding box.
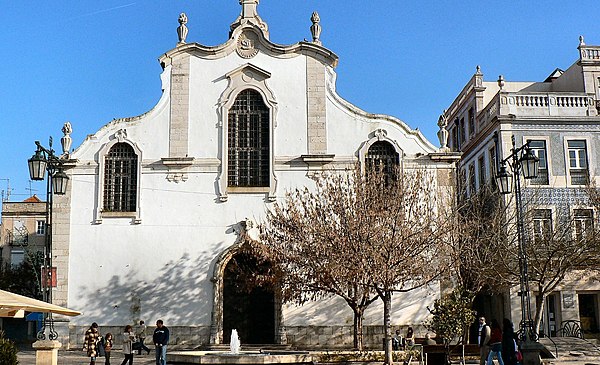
[405,327,415,348]
[104,333,114,365]
[501,318,518,365]
[120,325,136,365]
[135,320,151,355]
[486,319,505,365]
[478,316,491,365]
[153,319,170,365]
[83,322,101,365]
[392,329,402,350]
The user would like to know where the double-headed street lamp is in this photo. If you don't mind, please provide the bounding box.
[495,134,541,364]
[28,139,69,340]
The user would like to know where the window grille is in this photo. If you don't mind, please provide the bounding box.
[228,89,270,187]
[365,141,399,178]
[103,143,138,212]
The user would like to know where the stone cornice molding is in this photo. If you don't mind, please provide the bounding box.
[159,25,338,68]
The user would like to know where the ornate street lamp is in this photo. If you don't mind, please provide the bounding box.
[27,139,69,340]
[495,134,542,365]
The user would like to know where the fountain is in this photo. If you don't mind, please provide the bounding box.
[168,328,312,364]
[230,329,241,354]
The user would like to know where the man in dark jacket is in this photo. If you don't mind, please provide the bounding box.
[153,319,170,365]
[478,316,491,365]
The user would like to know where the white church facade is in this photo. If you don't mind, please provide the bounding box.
[51,1,458,348]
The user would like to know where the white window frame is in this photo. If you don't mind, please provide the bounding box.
[564,137,592,187]
[36,220,45,236]
[528,138,551,186]
[358,129,403,174]
[217,63,278,202]
[10,249,24,268]
[532,208,553,243]
[572,207,594,242]
[94,129,143,224]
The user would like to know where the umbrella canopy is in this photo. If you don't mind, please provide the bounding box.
[0,290,81,317]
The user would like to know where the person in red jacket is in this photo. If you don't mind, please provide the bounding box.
[486,319,505,365]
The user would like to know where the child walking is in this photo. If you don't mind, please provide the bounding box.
[104,333,114,365]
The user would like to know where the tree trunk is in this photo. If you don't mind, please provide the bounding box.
[533,292,545,335]
[383,291,393,365]
[353,307,364,350]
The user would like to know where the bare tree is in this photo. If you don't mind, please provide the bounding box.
[357,166,447,364]
[260,165,447,359]
[259,166,380,350]
[487,189,600,334]
[442,184,507,298]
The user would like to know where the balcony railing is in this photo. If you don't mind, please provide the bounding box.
[570,169,589,185]
[530,169,549,185]
[478,91,597,129]
[580,45,600,62]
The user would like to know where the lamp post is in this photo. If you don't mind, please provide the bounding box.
[28,139,69,340]
[495,134,542,365]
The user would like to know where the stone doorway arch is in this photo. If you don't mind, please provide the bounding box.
[209,226,286,345]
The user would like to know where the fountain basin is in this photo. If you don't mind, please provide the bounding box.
[169,350,313,365]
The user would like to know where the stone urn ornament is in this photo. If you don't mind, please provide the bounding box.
[177,12,188,44]
[437,111,449,151]
[310,11,321,45]
[61,121,73,156]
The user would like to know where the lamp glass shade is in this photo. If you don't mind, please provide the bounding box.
[520,149,540,179]
[28,151,47,181]
[496,164,512,194]
[52,170,69,195]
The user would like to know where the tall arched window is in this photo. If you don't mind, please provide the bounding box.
[228,89,270,187]
[365,141,399,177]
[103,143,138,212]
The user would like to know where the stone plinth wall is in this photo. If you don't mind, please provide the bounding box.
[69,325,426,350]
[69,325,212,350]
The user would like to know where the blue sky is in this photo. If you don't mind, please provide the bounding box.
[1,1,600,202]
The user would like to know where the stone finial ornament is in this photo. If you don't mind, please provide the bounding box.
[497,75,505,90]
[437,111,449,150]
[475,65,483,87]
[231,0,269,39]
[579,35,585,46]
[177,12,189,44]
[310,11,322,45]
[61,121,73,155]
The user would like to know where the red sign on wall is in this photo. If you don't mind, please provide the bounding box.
[41,267,57,288]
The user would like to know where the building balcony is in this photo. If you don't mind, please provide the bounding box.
[570,169,589,185]
[478,91,597,128]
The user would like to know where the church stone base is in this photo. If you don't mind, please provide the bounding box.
[68,325,424,350]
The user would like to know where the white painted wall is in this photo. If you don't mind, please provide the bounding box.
[65,20,445,332]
